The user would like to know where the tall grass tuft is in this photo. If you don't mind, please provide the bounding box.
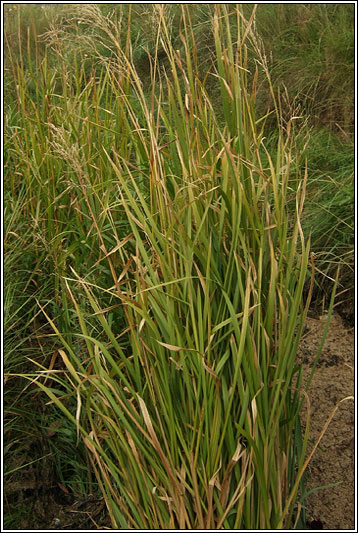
[9,4,316,529]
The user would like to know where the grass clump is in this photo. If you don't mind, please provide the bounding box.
[4,3,352,530]
[12,5,311,528]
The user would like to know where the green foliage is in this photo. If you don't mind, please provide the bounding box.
[302,130,354,313]
[4,3,353,530]
[250,3,354,135]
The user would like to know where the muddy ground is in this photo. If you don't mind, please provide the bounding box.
[5,312,355,530]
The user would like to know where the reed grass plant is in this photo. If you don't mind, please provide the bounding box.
[5,4,346,529]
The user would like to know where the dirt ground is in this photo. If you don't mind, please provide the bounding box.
[298,312,355,530]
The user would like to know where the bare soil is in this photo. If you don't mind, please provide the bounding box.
[298,312,355,530]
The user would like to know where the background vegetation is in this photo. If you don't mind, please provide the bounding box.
[4,3,354,529]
